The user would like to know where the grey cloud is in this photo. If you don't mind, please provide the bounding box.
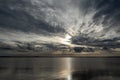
[0,0,120,49]
[0,0,65,34]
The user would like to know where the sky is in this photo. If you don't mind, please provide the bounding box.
[0,0,120,51]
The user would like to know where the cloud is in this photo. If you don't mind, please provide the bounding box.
[0,0,120,49]
[0,29,74,51]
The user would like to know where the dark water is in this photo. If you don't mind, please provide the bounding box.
[0,57,120,80]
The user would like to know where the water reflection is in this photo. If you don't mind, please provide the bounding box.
[66,58,72,80]
[0,58,120,80]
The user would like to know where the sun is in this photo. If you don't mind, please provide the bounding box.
[61,34,72,46]
[58,34,75,46]
[64,34,72,42]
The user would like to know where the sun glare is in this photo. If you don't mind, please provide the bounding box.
[65,34,72,41]
[60,34,72,46]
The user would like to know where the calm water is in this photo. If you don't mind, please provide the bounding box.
[0,57,120,80]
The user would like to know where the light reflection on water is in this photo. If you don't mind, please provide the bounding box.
[66,58,72,80]
[0,58,120,80]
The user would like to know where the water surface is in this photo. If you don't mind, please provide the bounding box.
[0,57,120,80]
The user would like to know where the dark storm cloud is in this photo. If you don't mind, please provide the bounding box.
[71,0,120,47]
[92,0,120,31]
[0,0,65,33]
[0,0,120,51]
